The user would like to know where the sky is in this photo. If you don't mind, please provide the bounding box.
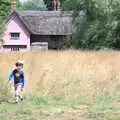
[20,0,28,3]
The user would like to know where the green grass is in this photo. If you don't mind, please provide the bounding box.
[0,95,75,120]
[85,95,120,120]
[0,94,120,120]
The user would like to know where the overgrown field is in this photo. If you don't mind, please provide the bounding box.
[0,50,120,119]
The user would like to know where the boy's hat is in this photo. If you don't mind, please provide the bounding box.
[16,60,24,66]
[17,60,24,64]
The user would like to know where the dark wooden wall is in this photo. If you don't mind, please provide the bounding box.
[30,35,65,49]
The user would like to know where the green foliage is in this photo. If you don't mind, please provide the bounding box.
[62,0,120,50]
[43,0,65,10]
[0,0,11,41]
[0,0,11,20]
[16,0,23,10]
[61,36,73,49]
[0,23,5,41]
[62,0,79,11]
[21,0,46,10]
[43,0,53,10]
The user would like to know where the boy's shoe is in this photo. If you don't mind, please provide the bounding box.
[20,98,23,101]
[15,96,19,104]
[15,100,19,104]
[19,96,23,101]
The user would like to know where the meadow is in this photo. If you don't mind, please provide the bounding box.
[0,50,120,120]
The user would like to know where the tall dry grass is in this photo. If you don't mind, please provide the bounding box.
[0,50,120,103]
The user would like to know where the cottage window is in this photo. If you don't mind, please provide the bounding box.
[10,33,20,40]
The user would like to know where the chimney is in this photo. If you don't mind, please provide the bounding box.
[53,0,60,11]
[11,0,17,11]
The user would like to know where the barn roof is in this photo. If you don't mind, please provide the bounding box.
[8,11,73,35]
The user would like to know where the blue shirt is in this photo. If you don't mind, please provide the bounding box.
[9,69,25,88]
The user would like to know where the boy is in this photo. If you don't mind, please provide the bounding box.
[8,60,25,103]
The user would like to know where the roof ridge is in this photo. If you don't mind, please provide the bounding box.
[17,10,73,17]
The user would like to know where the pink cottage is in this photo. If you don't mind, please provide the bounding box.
[2,11,72,52]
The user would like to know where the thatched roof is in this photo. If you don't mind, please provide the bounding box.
[8,11,73,35]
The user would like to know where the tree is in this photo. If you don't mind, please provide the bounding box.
[43,0,64,10]
[0,0,11,41]
[62,0,120,50]
[22,0,46,10]
[0,0,11,20]
[43,0,53,10]
[16,0,23,10]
